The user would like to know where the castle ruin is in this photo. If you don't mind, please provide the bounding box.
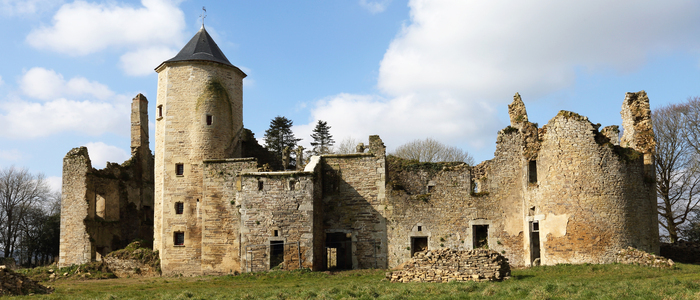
[59,26,659,274]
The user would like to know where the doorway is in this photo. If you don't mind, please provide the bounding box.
[473,225,489,249]
[270,241,284,269]
[529,221,541,265]
[411,237,428,256]
[326,233,352,270]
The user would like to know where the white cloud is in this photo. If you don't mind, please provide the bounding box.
[300,0,700,156]
[1,69,130,139]
[120,46,178,76]
[0,149,24,162]
[83,142,129,169]
[26,0,185,76]
[46,176,62,193]
[27,0,185,55]
[20,67,114,100]
[359,0,392,14]
[0,0,63,16]
[0,97,130,139]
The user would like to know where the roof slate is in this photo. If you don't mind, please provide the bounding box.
[163,25,234,67]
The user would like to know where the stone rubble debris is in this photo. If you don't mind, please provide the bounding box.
[0,265,54,296]
[387,248,510,283]
[615,247,674,268]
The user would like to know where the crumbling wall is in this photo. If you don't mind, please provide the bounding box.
[388,248,510,283]
[321,135,388,269]
[60,94,154,268]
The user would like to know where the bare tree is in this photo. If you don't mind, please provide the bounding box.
[654,103,700,243]
[0,166,51,258]
[391,138,475,165]
[334,137,362,154]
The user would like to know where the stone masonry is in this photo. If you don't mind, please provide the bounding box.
[59,25,660,275]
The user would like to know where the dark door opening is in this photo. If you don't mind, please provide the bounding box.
[411,237,428,256]
[270,241,284,269]
[326,233,352,270]
[530,221,541,265]
[473,225,489,249]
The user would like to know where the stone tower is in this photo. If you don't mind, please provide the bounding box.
[153,25,247,274]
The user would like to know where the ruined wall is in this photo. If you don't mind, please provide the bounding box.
[60,94,154,268]
[200,158,257,275]
[154,60,245,275]
[237,168,319,271]
[321,136,388,269]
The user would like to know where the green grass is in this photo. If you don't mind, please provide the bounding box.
[9,263,700,299]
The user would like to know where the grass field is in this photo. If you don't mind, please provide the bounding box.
[10,263,700,299]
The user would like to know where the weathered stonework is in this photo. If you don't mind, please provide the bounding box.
[59,94,154,268]
[60,25,660,275]
[388,248,510,283]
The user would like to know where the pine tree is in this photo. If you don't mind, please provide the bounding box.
[264,116,302,164]
[310,120,334,155]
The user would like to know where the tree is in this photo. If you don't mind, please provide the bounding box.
[264,116,302,167]
[0,166,51,258]
[334,137,362,154]
[654,102,700,243]
[310,120,334,155]
[678,208,700,242]
[391,138,475,165]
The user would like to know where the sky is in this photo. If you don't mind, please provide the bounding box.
[1,0,700,193]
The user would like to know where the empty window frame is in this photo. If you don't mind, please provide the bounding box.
[289,180,296,191]
[175,202,184,214]
[473,225,489,249]
[206,114,213,126]
[258,179,264,191]
[528,160,537,183]
[174,232,185,246]
[157,105,163,118]
[175,163,184,176]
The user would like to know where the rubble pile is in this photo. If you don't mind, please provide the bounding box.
[660,241,700,264]
[387,248,510,283]
[0,266,53,296]
[616,247,675,268]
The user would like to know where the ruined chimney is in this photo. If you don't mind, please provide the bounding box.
[131,94,149,156]
[508,93,528,130]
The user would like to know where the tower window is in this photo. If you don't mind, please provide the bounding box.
[175,202,184,214]
[274,230,279,237]
[157,105,163,118]
[174,232,184,246]
[176,163,184,176]
[258,180,264,191]
[206,114,213,126]
[528,160,537,183]
[289,180,296,191]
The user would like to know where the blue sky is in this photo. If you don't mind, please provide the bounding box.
[1,0,700,192]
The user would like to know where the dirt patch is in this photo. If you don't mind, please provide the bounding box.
[0,266,53,296]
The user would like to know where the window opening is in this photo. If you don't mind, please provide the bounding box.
[157,105,163,118]
[274,230,279,237]
[289,180,296,191]
[176,163,184,176]
[528,160,537,183]
[175,202,184,214]
[417,226,422,232]
[258,179,264,191]
[206,114,213,126]
[473,225,489,249]
[427,185,434,193]
[270,241,284,269]
[174,232,184,246]
[411,237,428,257]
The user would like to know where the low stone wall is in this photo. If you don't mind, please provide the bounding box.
[0,266,53,296]
[616,247,674,268]
[388,248,510,283]
[660,242,700,264]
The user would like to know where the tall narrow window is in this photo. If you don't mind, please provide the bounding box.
[176,163,184,176]
[206,114,213,126]
[258,179,264,191]
[157,105,163,118]
[175,202,184,214]
[289,180,296,191]
[528,160,537,183]
[174,232,184,246]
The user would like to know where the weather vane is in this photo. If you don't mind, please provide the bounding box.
[199,6,207,26]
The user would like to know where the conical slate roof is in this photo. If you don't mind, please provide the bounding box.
[162,25,234,68]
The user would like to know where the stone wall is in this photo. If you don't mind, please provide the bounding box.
[388,248,510,283]
[321,136,388,269]
[59,94,154,268]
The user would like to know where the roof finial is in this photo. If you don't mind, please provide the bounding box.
[199,6,207,28]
